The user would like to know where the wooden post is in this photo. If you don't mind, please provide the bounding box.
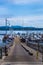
[5,46,8,56]
[0,48,2,59]
[36,43,39,59]
[41,34,43,62]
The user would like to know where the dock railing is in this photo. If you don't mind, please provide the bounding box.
[0,37,14,59]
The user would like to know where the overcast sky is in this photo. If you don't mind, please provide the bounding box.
[0,0,43,28]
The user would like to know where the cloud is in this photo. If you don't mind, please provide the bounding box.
[7,0,43,4]
[0,6,9,16]
[0,15,43,28]
[7,15,43,28]
[0,6,13,17]
[0,0,43,27]
[0,18,5,26]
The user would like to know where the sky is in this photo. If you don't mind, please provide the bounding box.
[0,0,43,28]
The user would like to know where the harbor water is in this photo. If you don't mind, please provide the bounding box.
[0,30,43,46]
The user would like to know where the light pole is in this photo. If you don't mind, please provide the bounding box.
[5,18,7,34]
[5,18,11,35]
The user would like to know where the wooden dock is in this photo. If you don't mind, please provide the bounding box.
[0,36,43,65]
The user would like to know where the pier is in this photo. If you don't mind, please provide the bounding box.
[0,36,43,65]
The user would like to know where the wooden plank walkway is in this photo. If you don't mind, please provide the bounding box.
[0,36,43,65]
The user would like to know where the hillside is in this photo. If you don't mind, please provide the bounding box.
[0,26,43,30]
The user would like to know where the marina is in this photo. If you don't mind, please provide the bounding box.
[0,31,43,56]
[0,30,43,65]
[0,0,43,65]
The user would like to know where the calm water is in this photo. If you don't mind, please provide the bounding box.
[0,30,43,46]
[0,30,43,39]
